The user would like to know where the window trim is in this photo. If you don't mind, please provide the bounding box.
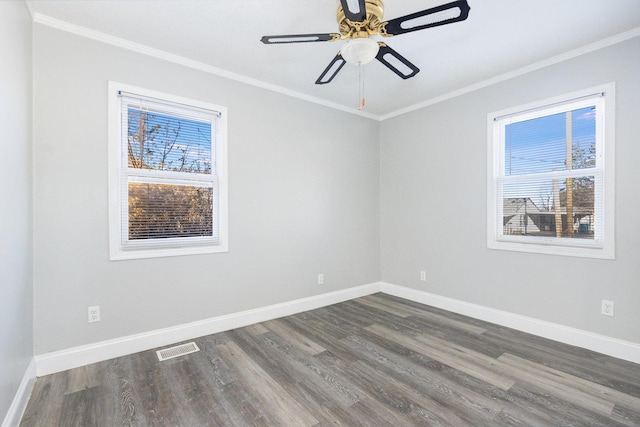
[108,81,228,260]
[487,83,615,259]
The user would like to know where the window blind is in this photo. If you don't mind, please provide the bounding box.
[494,94,605,247]
[118,92,221,249]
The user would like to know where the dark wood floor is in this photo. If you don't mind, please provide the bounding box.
[20,293,640,426]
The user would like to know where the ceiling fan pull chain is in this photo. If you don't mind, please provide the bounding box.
[358,63,366,110]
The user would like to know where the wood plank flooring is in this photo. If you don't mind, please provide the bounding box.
[20,293,640,426]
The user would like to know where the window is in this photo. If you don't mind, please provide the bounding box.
[108,82,228,260]
[487,84,614,258]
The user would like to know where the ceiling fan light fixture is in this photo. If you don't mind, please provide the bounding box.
[341,38,380,65]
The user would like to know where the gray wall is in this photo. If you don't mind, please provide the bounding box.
[0,2,34,421]
[381,37,640,343]
[29,14,640,358]
[32,25,381,354]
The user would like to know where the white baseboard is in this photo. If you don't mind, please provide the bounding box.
[2,358,36,427]
[35,282,381,376]
[380,282,640,365]
[34,281,639,378]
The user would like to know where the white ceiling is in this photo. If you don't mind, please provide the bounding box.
[26,0,640,118]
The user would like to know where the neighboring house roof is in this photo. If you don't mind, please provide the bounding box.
[503,198,542,216]
[504,198,593,215]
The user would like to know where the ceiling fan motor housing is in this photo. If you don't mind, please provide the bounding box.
[337,0,386,38]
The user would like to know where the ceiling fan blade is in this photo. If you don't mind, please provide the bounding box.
[340,0,367,22]
[382,0,470,36]
[315,53,347,85]
[375,44,420,79]
[261,33,340,44]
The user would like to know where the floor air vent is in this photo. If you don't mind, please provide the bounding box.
[156,342,200,361]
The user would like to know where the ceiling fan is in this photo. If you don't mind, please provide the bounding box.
[261,0,471,85]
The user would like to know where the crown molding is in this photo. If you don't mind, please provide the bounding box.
[31,12,380,121]
[24,1,35,21]
[380,26,640,120]
[31,12,639,122]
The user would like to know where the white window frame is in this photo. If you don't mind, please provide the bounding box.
[487,83,615,259]
[108,81,228,260]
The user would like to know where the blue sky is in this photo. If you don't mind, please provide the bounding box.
[502,106,596,208]
[505,106,596,176]
[127,107,212,174]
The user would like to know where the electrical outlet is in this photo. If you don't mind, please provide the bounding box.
[88,306,101,323]
[420,271,427,281]
[317,274,324,285]
[601,300,614,317]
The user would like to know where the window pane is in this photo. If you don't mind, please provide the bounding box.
[128,182,214,240]
[127,108,212,174]
[502,176,595,239]
[505,106,596,176]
